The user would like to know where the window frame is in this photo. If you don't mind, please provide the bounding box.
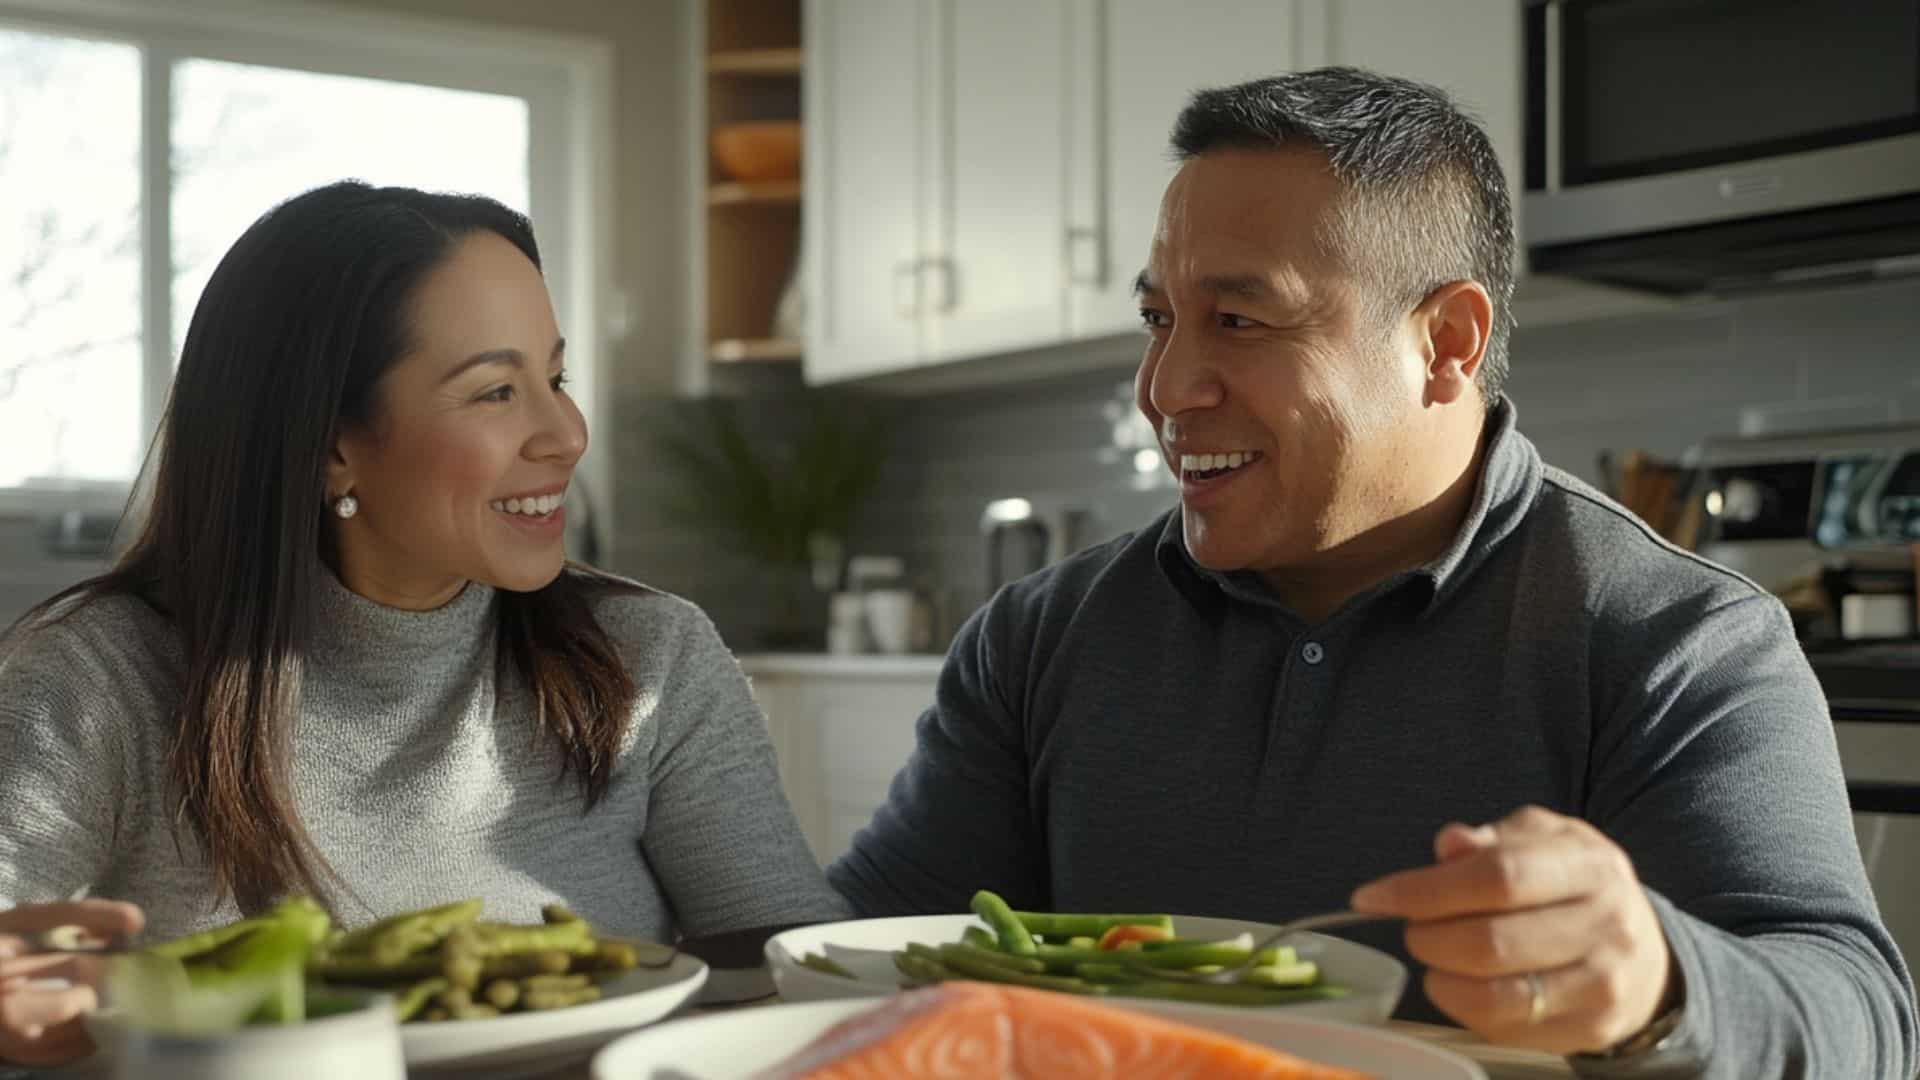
[0,0,616,556]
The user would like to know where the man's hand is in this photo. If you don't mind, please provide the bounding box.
[1350,806,1675,1055]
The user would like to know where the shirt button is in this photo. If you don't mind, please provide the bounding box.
[1301,641,1325,665]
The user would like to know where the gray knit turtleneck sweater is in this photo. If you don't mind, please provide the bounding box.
[0,567,850,941]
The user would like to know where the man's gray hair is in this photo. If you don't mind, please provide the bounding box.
[1171,66,1516,406]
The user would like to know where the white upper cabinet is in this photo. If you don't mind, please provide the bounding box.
[921,0,1074,363]
[1067,0,1304,340]
[803,0,928,383]
[1323,0,1525,250]
[802,0,1525,385]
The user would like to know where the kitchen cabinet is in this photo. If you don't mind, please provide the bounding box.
[805,0,1073,384]
[1066,0,1306,339]
[743,655,941,865]
[801,0,925,382]
[1324,1,1524,256]
[803,0,1526,386]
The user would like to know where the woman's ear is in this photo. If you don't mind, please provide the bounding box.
[325,430,356,501]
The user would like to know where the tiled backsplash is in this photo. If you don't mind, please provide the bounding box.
[612,275,1920,649]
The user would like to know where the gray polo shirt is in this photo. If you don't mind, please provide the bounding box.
[829,401,1916,1078]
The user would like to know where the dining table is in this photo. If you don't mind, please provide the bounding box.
[522,997,1576,1080]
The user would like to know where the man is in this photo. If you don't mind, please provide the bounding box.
[827,68,1917,1077]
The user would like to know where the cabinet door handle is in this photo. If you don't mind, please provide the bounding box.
[894,260,920,318]
[1066,226,1105,287]
[922,257,957,313]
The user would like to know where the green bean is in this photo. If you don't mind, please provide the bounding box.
[480,951,574,980]
[521,973,592,992]
[1037,943,1286,978]
[959,926,999,951]
[437,986,473,1011]
[1100,941,1267,969]
[798,952,856,979]
[1071,961,1139,984]
[1066,935,1097,949]
[523,985,601,1011]
[1008,911,1174,939]
[310,952,445,984]
[145,918,272,961]
[540,903,583,926]
[468,921,597,956]
[931,946,1103,994]
[447,1003,501,1020]
[893,951,951,986]
[333,899,479,955]
[444,923,592,990]
[190,922,311,1023]
[367,899,483,965]
[392,977,448,1022]
[970,890,1037,956]
[266,897,332,945]
[934,942,1046,975]
[483,978,522,1011]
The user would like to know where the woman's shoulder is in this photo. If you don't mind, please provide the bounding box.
[2,588,178,679]
[0,588,180,734]
[566,567,732,670]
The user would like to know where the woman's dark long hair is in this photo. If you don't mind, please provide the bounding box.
[4,181,636,913]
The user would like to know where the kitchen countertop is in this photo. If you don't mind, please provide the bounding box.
[736,652,945,678]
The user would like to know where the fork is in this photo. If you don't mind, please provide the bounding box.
[12,926,139,959]
[1195,910,1400,984]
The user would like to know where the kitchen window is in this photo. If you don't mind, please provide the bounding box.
[0,0,612,516]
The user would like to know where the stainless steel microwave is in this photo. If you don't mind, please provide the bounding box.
[1524,0,1920,295]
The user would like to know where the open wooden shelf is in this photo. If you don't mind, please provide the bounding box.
[708,179,801,206]
[709,47,802,76]
[710,337,803,363]
[696,0,805,386]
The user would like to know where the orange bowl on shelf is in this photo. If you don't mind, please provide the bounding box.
[711,121,802,183]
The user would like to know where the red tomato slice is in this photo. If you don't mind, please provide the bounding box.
[1096,924,1172,951]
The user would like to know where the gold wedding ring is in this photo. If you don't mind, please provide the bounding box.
[1525,970,1547,1025]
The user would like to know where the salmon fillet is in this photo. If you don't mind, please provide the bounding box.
[753,982,1376,1079]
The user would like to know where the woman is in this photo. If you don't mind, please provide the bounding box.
[0,181,848,1067]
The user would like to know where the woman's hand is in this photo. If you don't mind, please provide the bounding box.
[0,899,145,1067]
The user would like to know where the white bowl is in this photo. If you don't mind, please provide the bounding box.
[88,990,404,1080]
[764,913,1407,1025]
[591,998,1486,1080]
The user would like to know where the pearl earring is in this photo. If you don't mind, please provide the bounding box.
[334,494,358,519]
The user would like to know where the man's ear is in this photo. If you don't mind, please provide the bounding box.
[1417,280,1492,406]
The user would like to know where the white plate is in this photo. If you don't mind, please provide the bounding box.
[402,950,709,1077]
[591,998,1486,1080]
[765,914,1407,1025]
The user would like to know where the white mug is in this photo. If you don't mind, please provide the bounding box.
[863,589,917,655]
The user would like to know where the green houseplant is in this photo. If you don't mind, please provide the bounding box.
[653,392,892,646]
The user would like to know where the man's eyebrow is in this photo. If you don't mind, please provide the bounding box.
[1196,273,1283,302]
[439,338,565,384]
[1133,271,1284,303]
